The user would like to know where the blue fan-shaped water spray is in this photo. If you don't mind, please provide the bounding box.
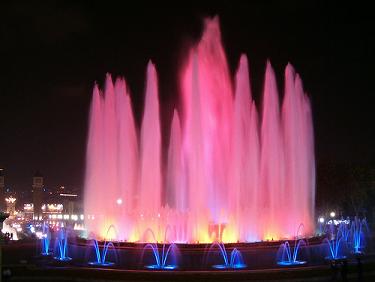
[324,236,346,261]
[142,243,178,270]
[208,242,246,269]
[277,240,306,266]
[54,228,72,261]
[41,222,52,256]
[350,217,368,255]
[277,224,307,266]
[88,239,116,266]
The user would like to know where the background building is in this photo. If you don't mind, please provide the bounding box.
[5,196,16,216]
[32,171,44,220]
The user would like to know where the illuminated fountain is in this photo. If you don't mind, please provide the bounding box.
[54,228,72,261]
[337,222,350,242]
[88,239,116,266]
[41,222,52,256]
[349,217,368,255]
[141,243,179,270]
[207,243,246,269]
[324,237,346,261]
[277,224,307,266]
[84,16,315,243]
[323,228,347,261]
[277,240,306,266]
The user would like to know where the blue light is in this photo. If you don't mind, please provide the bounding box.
[350,217,368,255]
[54,228,72,261]
[277,261,306,266]
[88,239,116,267]
[208,243,247,270]
[41,222,52,256]
[277,240,306,266]
[324,236,346,261]
[142,243,178,270]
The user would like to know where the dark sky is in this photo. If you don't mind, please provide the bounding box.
[1,1,374,194]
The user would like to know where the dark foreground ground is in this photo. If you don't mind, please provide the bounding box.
[2,262,375,282]
[2,239,375,281]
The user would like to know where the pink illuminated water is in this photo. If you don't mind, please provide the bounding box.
[84,17,315,243]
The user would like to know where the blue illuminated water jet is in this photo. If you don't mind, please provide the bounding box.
[54,228,72,261]
[142,243,178,270]
[350,217,368,255]
[41,222,52,256]
[88,239,116,266]
[323,236,346,261]
[208,243,246,269]
[277,240,306,266]
[277,224,307,266]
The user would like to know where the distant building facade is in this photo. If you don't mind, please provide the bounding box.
[5,196,16,216]
[32,171,44,220]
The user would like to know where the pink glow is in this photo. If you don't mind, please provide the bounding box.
[84,17,315,243]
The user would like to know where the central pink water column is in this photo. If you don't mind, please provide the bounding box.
[181,17,234,241]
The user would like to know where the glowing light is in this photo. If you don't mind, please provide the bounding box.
[116,198,123,205]
[24,204,33,211]
[330,211,336,218]
[59,193,78,197]
[5,196,16,203]
[47,204,63,212]
[318,217,325,223]
[73,223,85,231]
[35,231,43,239]
[221,227,238,243]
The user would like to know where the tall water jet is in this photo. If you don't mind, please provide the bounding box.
[137,61,163,240]
[182,52,208,242]
[231,55,259,241]
[282,65,315,235]
[114,78,139,239]
[102,75,119,235]
[181,16,234,241]
[84,83,104,238]
[260,61,285,240]
[166,110,184,210]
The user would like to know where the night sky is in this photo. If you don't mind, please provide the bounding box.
[1,1,374,194]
